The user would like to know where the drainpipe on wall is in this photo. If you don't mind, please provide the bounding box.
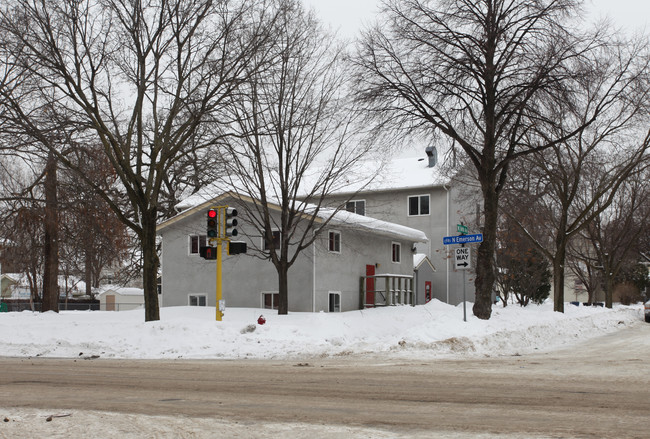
[312,230,316,312]
[443,184,450,304]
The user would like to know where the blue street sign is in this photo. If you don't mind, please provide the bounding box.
[443,233,483,245]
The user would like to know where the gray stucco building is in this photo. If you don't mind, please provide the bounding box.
[314,151,479,306]
[157,193,427,312]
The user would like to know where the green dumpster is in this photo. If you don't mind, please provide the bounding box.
[0,302,8,312]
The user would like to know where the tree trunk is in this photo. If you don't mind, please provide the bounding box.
[85,248,92,297]
[277,262,289,315]
[553,232,567,313]
[604,276,614,309]
[473,184,497,320]
[42,152,59,313]
[141,211,160,322]
[553,256,566,313]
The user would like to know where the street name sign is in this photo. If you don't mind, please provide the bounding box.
[457,224,468,234]
[454,247,471,270]
[443,233,483,245]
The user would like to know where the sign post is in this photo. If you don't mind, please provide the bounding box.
[444,231,482,323]
[454,246,471,322]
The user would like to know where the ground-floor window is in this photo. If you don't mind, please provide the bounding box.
[329,292,341,312]
[262,292,279,310]
[189,294,207,306]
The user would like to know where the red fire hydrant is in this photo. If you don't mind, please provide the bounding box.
[257,315,266,325]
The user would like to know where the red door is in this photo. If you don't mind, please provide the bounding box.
[365,265,375,307]
[425,281,432,303]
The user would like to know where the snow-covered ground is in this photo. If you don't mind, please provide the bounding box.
[2,301,646,438]
[1,300,644,360]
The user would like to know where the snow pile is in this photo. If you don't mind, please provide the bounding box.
[0,300,643,360]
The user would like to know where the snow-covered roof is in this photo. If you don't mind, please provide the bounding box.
[158,191,428,243]
[100,287,144,297]
[326,156,450,196]
[314,207,427,243]
[175,155,450,212]
[414,253,436,271]
[0,273,87,292]
[1,273,20,282]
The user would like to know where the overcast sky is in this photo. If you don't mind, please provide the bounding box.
[303,0,649,39]
[302,0,648,158]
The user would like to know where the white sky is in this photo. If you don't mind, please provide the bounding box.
[303,0,649,39]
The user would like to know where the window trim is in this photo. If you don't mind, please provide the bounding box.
[407,194,430,217]
[328,230,341,254]
[391,242,402,264]
[188,294,207,306]
[345,199,366,216]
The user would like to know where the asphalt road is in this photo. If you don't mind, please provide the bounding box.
[1,323,649,438]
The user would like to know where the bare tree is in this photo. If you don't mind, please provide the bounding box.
[57,145,130,296]
[350,0,643,319]
[0,156,45,307]
[568,169,650,307]
[0,0,277,321]
[503,79,650,312]
[219,0,373,315]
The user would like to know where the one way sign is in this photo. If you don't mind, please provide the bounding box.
[454,247,471,270]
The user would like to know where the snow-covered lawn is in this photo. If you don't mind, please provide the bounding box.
[1,300,644,360]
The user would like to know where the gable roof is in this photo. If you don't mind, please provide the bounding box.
[414,253,436,271]
[326,156,450,196]
[157,191,428,243]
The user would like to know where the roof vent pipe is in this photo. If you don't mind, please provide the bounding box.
[425,146,437,168]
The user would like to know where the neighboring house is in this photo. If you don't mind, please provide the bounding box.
[0,273,89,300]
[312,147,479,306]
[1,273,19,299]
[98,287,145,311]
[157,192,428,312]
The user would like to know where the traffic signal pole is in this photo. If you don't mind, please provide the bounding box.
[205,205,241,321]
[216,238,223,321]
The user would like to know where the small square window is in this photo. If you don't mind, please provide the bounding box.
[392,242,401,263]
[407,195,430,216]
[189,294,207,306]
[189,235,207,254]
[328,231,341,253]
[263,292,279,309]
[345,200,365,216]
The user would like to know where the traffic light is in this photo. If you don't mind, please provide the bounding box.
[199,245,217,260]
[225,207,238,237]
[207,208,218,238]
[228,241,247,255]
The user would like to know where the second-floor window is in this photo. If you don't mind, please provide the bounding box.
[408,194,430,216]
[346,200,366,216]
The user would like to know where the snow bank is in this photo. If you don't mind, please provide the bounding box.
[0,300,643,360]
